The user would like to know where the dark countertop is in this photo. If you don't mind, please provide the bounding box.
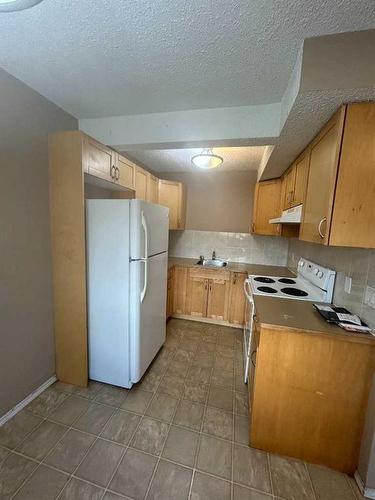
[253,295,375,345]
[168,256,295,277]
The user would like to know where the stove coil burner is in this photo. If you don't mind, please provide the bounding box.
[281,287,308,297]
[254,277,276,284]
[257,286,278,294]
[278,278,296,284]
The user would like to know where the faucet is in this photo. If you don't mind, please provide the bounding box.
[212,250,216,260]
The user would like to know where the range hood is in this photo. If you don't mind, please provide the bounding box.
[269,204,302,224]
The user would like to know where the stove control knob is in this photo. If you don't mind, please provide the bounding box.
[318,271,324,278]
[299,261,305,267]
[314,268,319,275]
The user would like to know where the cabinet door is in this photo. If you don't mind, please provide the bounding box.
[292,152,310,207]
[206,278,229,322]
[173,266,187,314]
[135,167,148,200]
[116,154,135,190]
[147,174,159,204]
[300,108,345,245]
[283,166,296,209]
[158,180,185,230]
[228,273,247,326]
[186,274,208,318]
[251,180,281,236]
[166,267,174,319]
[85,137,115,182]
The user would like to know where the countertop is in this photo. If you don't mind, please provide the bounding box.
[168,257,295,277]
[254,295,375,344]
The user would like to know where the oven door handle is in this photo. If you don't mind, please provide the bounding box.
[244,278,254,304]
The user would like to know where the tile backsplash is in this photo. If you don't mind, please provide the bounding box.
[288,239,375,328]
[168,230,289,267]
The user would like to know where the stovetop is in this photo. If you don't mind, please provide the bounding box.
[247,259,336,303]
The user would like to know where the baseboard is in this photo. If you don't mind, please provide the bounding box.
[171,314,243,329]
[0,375,57,427]
[355,470,375,499]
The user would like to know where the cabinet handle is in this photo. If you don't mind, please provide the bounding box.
[115,167,120,180]
[233,275,237,285]
[318,217,327,239]
[110,165,116,178]
[251,349,257,367]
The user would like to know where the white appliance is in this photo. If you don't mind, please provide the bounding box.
[242,258,336,384]
[86,199,169,389]
[269,204,303,224]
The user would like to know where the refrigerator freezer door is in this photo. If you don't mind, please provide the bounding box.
[129,251,167,383]
[86,200,132,388]
[130,200,169,259]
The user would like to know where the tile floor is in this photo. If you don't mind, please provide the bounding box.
[0,319,366,500]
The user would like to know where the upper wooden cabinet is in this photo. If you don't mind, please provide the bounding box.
[282,152,310,210]
[282,166,296,209]
[85,136,116,182]
[158,180,186,230]
[115,153,135,190]
[147,174,159,204]
[251,179,281,236]
[134,166,148,201]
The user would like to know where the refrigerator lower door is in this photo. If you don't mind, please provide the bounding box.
[130,251,167,383]
[86,200,131,388]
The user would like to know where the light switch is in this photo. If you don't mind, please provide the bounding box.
[344,276,352,294]
[364,286,375,309]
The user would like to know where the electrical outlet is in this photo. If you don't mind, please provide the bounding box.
[344,276,352,294]
[364,286,375,309]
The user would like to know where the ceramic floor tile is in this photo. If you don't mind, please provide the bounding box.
[173,400,205,431]
[0,452,37,499]
[94,385,128,407]
[145,393,179,422]
[101,409,141,445]
[214,356,235,371]
[72,380,104,399]
[211,368,234,389]
[47,395,91,425]
[235,371,247,393]
[162,425,199,467]
[44,429,95,473]
[131,417,169,456]
[53,381,77,394]
[270,454,314,500]
[233,483,273,499]
[235,391,249,415]
[183,381,208,404]
[202,406,233,440]
[187,366,212,385]
[196,434,232,480]
[179,339,199,352]
[75,438,124,487]
[17,420,67,460]
[191,472,231,500]
[192,352,215,368]
[120,388,153,414]
[208,386,234,412]
[199,341,217,353]
[13,464,69,500]
[0,446,9,464]
[58,477,105,500]
[73,402,115,435]
[138,372,163,392]
[174,348,196,363]
[147,460,192,500]
[103,492,127,500]
[158,374,185,398]
[233,445,271,493]
[0,410,42,449]
[26,387,68,417]
[109,448,157,499]
[307,463,356,500]
[166,360,190,377]
[234,415,249,445]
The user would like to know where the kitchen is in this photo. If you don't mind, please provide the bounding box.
[1,1,375,500]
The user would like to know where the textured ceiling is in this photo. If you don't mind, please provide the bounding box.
[0,0,374,118]
[124,147,267,172]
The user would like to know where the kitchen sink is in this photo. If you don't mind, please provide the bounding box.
[196,258,228,268]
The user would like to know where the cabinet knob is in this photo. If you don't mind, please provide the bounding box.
[115,167,120,180]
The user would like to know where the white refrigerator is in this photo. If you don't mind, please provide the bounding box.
[86,199,169,388]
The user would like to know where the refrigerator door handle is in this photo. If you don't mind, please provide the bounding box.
[140,211,149,303]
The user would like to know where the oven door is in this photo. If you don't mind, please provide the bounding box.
[243,278,255,384]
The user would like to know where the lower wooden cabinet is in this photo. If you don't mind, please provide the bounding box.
[186,275,209,318]
[166,267,174,319]
[173,266,188,314]
[228,272,247,325]
[206,278,229,321]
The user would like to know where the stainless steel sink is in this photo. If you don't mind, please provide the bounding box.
[196,258,228,268]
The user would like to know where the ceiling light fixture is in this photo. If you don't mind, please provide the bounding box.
[191,148,223,169]
[0,0,43,12]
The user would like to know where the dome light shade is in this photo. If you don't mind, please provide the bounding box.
[0,0,43,12]
[191,149,223,169]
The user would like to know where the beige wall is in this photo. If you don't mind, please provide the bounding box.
[159,170,257,233]
[0,68,77,416]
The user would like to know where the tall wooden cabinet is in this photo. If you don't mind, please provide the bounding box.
[251,179,281,236]
[158,180,186,230]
